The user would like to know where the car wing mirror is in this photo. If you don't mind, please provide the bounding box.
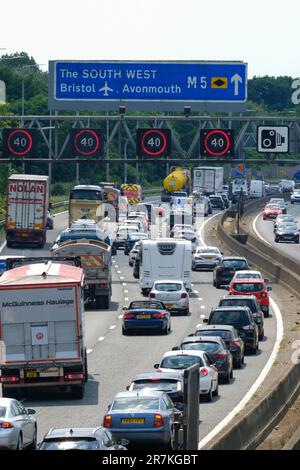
[172,346,180,351]
[154,363,160,369]
[126,385,130,391]
[26,408,36,415]
[264,279,270,284]
[122,306,128,311]
[267,286,272,291]
[203,318,208,324]
[224,286,229,290]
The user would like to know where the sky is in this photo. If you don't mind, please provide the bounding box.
[1,0,300,78]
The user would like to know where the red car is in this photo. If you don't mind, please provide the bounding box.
[227,278,272,317]
[263,204,282,220]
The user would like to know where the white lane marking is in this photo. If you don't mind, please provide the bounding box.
[198,212,222,246]
[118,314,123,319]
[124,297,129,301]
[122,283,127,286]
[200,314,206,318]
[194,290,199,294]
[120,277,124,280]
[87,349,93,354]
[198,295,283,449]
[0,240,6,254]
[112,260,116,263]
[97,337,105,342]
[252,212,272,247]
[117,271,121,274]
[200,305,205,309]
[115,265,119,268]
[109,325,116,330]
[124,290,128,293]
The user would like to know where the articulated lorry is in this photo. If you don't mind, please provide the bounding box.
[192,167,224,195]
[0,260,87,399]
[5,175,49,248]
[52,239,112,309]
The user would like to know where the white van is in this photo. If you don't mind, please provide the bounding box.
[138,239,192,295]
[249,180,266,198]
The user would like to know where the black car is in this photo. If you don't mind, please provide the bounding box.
[124,233,148,255]
[38,427,128,450]
[194,325,244,369]
[128,371,184,404]
[213,256,250,288]
[177,335,233,383]
[274,222,299,243]
[205,306,259,354]
[209,195,225,210]
[218,295,264,340]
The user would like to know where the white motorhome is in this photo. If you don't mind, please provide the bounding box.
[138,239,192,295]
[249,180,266,198]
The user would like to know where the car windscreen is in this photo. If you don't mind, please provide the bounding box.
[196,330,232,340]
[266,204,280,209]
[132,379,179,392]
[0,406,6,417]
[220,298,255,312]
[277,224,297,230]
[235,273,261,279]
[70,190,102,200]
[112,397,160,411]
[210,311,249,327]
[129,301,164,309]
[155,283,182,292]
[222,260,248,269]
[161,355,202,369]
[39,438,99,450]
[181,342,220,353]
[233,283,263,292]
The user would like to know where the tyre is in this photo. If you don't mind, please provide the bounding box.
[212,382,219,397]
[230,368,233,379]
[259,330,264,341]
[162,325,168,335]
[101,295,110,310]
[6,240,13,248]
[215,283,221,289]
[71,383,84,399]
[16,433,23,451]
[223,371,231,384]
[191,265,196,271]
[275,237,279,243]
[141,288,149,296]
[264,308,270,318]
[235,357,242,369]
[122,327,128,335]
[84,350,88,382]
[1,386,10,398]
[296,237,300,244]
[129,262,133,267]
[28,427,37,450]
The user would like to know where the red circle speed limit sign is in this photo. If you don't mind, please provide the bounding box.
[70,128,103,157]
[36,332,44,341]
[200,129,234,157]
[3,129,37,157]
[137,128,171,157]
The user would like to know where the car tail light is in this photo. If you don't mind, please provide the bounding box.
[0,422,14,429]
[230,341,239,348]
[200,368,209,377]
[152,313,166,318]
[153,414,164,427]
[181,292,188,298]
[65,373,84,381]
[123,313,135,319]
[0,376,19,383]
[150,292,156,298]
[151,378,161,382]
[216,354,226,359]
[103,415,112,428]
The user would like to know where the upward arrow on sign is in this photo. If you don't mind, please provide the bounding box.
[231,73,242,96]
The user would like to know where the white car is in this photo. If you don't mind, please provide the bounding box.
[192,246,222,270]
[0,398,37,450]
[149,280,189,315]
[154,350,219,402]
[129,242,140,267]
[170,224,194,237]
[127,212,148,230]
[174,229,198,251]
[231,270,264,282]
[291,190,300,204]
[115,225,140,248]
[121,219,145,232]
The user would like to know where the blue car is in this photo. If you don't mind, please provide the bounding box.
[122,308,171,335]
[55,227,111,245]
[103,390,180,449]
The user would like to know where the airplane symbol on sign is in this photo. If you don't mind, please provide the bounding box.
[99,81,113,96]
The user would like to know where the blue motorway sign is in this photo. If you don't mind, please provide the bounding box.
[49,61,247,112]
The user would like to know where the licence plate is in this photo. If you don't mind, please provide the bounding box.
[136,314,151,319]
[26,370,37,378]
[205,256,213,259]
[165,304,173,309]
[39,367,59,377]
[121,418,145,424]
[21,233,29,237]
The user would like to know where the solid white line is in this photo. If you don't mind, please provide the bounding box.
[198,295,283,449]
[252,212,272,247]
[109,325,116,330]
[115,265,119,268]
[97,336,105,342]
[118,314,123,319]
[87,349,93,354]
[0,240,6,254]
[124,297,129,301]
[198,212,222,247]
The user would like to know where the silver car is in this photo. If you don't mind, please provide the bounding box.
[129,242,140,266]
[149,280,189,315]
[192,246,222,270]
[0,398,37,450]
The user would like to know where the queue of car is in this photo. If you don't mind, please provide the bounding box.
[262,195,300,244]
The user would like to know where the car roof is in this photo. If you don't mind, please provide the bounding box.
[222,294,257,301]
[231,278,264,284]
[162,350,205,359]
[0,398,15,406]
[153,279,184,285]
[233,270,261,275]
[221,256,247,261]
[132,371,183,381]
[212,306,250,312]
[43,428,103,439]
[196,245,219,250]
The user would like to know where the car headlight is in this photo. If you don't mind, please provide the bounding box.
[294,233,299,236]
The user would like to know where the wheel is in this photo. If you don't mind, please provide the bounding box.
[129,262,133,267]
[215,283,221,289]
[205,386,213,402]
[230,368,233,379]
[223,371,231,384]
[296,237,299,244]
[191,265,196,271]
[264,308,270,318]
[28,427,37,450]
[84,350,88,382]
[259,330,264,341]
[235,357,242,369]
[122,327,128,335]
[212,382,219,397]
[71,383,84,399]
[16,433,23,451]
[141,288,149,296]
[162,325,168,335]
[275,237,279,243]
[168,323,171,333]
